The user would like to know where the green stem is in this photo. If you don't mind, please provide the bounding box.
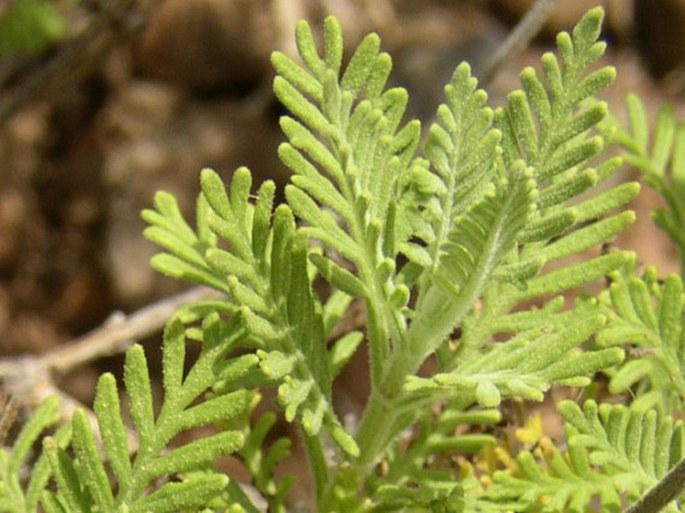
[314,356,404,491]
[353,283,476,475]
[352,358,423,477]
[300,428,329,509]
[353,389,430,475]
[353,391,398,473]
[408,286,464,359]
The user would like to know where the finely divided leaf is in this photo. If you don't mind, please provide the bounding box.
[45,317,251,512]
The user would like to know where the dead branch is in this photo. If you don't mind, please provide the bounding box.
[0,286,223,416]
[481,0,558,85]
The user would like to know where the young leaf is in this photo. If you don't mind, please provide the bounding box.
[597,260,685,413]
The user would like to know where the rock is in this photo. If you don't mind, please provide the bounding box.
[133,0,275,93]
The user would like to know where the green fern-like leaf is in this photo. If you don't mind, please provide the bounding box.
[42,315,250,513]
[143,167,357,456]
[487,7,633,302]
[407,160,537,365]
[239,411,294,513]
[601,93,685,274]
[387,7,633,412]
[406,303,623,407]
[596,257,685,414]
[274,16,422,389]
[479,400,684,513]
[422,6,635,386]
[139,7,646,509]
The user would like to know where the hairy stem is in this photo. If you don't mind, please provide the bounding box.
[352,279,476,473]
[353,390,398,473]
[300,429,329,510]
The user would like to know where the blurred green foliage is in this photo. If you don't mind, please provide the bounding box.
[0,0,67,57]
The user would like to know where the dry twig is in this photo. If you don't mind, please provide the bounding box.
[0,392,18,446]
[481,0,558,85]
[626,457,685,513]
[0,286,223,419]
